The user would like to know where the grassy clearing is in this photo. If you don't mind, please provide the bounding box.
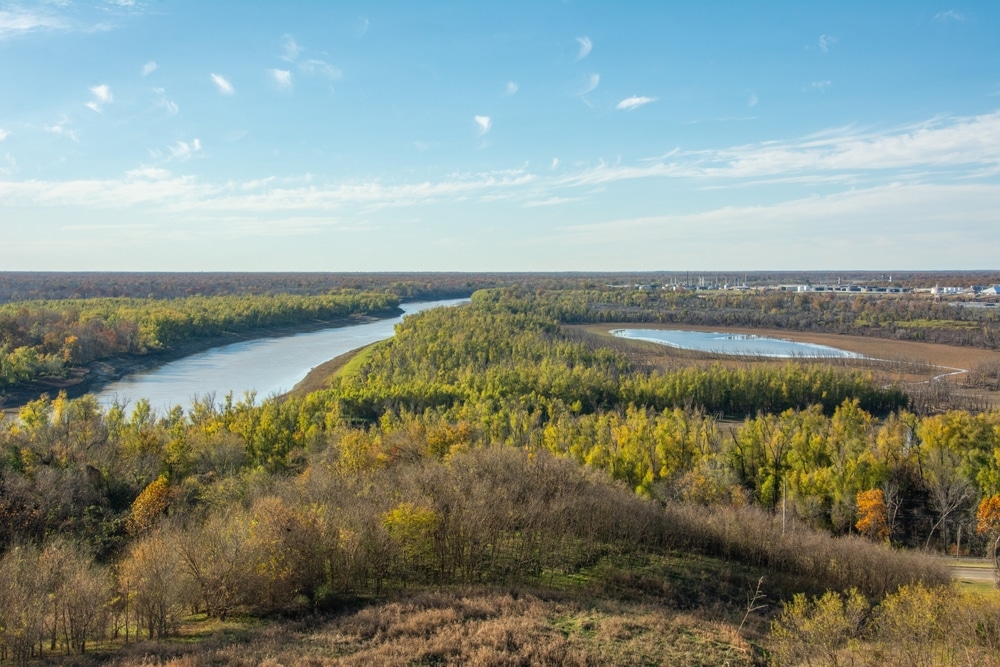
[335,342,378,380]
[889,319,982,330]
[96,588,759,667]
[73,546,878,666]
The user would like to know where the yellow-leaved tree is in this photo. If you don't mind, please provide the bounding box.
[127,475,172,535]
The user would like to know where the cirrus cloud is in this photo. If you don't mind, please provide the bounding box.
[474,115,492,135]
[0,8,66,39]
[818,34,838,53]
[934,10,965,23]
[576,36,592,60]
[579,73,600,96]
[210,73,234,95]
[280,34,302,62]
[299,59,342,80]
[86,84,113,112]
[616,95,656,111]
[269,68,292,88]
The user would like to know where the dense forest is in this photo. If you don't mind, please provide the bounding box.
[2,283,1000,664]
[0,292,399,393]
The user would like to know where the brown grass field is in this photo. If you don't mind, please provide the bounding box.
[99,590,757,667]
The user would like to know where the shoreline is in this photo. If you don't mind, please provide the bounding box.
[0,308,401,413]
[282,342,377,399]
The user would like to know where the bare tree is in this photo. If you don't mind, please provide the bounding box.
[922,447,975,551]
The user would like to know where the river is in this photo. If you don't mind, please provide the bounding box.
[95,298,467,414]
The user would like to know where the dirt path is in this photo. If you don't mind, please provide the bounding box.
[946,558,996,585]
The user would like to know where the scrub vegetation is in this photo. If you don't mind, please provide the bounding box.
[1,276,1000,664]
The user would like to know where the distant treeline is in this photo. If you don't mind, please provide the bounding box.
[3,270,999,304]
[0,272,488,304]
[0,291,398,389]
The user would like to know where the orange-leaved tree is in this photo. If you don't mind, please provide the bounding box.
[977,494,1000,579]
[855,488,890,542]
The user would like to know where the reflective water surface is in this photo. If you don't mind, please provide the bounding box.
[611,329,861,359]
[96,299,467,413]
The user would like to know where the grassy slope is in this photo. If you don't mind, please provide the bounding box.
[89,553,771,666]
[68,548,878,666]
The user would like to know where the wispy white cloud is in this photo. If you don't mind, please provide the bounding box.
[85,84,113,112]
[126,167,172,180]
[475,115,492,135]
[0,168,537,215]
[688,111,1000,182]
[0,8,67,39]
[1,3,142,40]
[168,138,202,161]
[551,158,559,170]
[555,182,1000,269]
[269,68,292,88]
[275,34,342,80]
[524,196,585,207]
[576,36,592,60]
[808,80,832,93]
[0,129,8,141]
[547,110,1000,192]
[616,95,656,111]
[0,152,16,176]
[748,92,758,108]
[299,59,342,79]
[934,10,965,23]
[818,34,838,52]
[505,81,518,96]
[716,112,1000,175]
[152,87,178,115]
[210,73,234,95]
[92,84,112,103]
[44,117,78,142]
[579,73,600,96]
[354,17,369,38]
[280,34,301,62]
[141,60,157,76]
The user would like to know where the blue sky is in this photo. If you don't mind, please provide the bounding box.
[1,1,998,272]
